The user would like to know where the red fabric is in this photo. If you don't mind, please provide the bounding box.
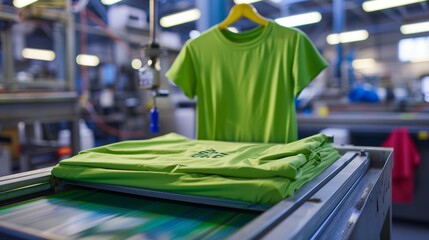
[382,128,420,203]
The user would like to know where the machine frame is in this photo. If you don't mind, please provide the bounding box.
[0,146,393,239]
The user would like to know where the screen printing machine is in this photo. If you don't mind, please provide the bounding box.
[0,145,392,239]
[0,3,392,238]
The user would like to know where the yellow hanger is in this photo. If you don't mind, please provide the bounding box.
[218,3,269,30]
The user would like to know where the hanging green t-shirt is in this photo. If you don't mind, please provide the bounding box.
[52,133,340,205]
[166,21,328,143]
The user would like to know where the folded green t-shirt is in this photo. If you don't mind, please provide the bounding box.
[52,133,340,204]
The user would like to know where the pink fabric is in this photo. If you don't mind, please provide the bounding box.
[382,128,420,203]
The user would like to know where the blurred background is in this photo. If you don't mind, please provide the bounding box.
[0,0,428,238]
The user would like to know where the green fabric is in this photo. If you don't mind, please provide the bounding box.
[166,21,328,143]
[52,133,340,205]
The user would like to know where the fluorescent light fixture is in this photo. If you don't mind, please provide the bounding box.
[76,54,100,67]
[160,8,201,28]
[101,0,122,5]
[131,59,142,70]
[275,12,322,27]
[363,0,425,12]
[326,30,369,45]
[234,0,262,3]
[13,0,38,8]
[400,21,429,35]
[352,58,376,69]
[22,48,55,61]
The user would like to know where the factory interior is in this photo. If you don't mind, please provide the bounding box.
[1,0,429,239]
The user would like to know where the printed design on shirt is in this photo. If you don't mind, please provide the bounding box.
[191,148,229,158]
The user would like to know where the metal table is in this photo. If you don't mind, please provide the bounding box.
[0,146,393,239]
[0,92,80,172]
[298,112,429,224]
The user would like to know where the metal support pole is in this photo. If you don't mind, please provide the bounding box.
[1,27,13,91]
[149,0,157,44]
[66,0,75,92]
[333,0,345,89]
[197,0,227,32]
[346,47,356,90]
[65,0,80,154]
[140,0,168,133]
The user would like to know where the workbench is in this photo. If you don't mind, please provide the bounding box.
[298,112,429,224]
[0,146,392,239]
[0,92,80,172]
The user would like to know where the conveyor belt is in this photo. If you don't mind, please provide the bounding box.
[0,188,259,239]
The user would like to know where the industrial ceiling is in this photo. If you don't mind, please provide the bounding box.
[108,0,429,43]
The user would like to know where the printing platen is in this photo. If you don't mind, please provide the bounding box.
[0,189,258,239]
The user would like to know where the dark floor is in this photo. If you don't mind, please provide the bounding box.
[392,220,429,240]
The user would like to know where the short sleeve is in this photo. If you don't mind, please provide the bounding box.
[165,42,197,99]
[292,30,328,96]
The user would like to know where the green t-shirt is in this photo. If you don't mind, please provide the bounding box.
[52,133,340,204]
[166,21,328,143]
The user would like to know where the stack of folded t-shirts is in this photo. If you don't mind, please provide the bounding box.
[52,133,340,205]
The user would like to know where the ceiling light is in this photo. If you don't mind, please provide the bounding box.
[234,0,262,3]
[76,54,100,67]
[101,0,122,5]
[275,12,322,27]
[22,48,55,61]
[352,58,376,69]
[160,9,201,28]
[326,30,369,45]
[13,0,38,8]
[400,21,429,35]
[362,0,425,12]
[131,59,142,70]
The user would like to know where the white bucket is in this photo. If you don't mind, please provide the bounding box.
[0,146,11,176]
[58,120,94,151]
[320,128,351,145]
